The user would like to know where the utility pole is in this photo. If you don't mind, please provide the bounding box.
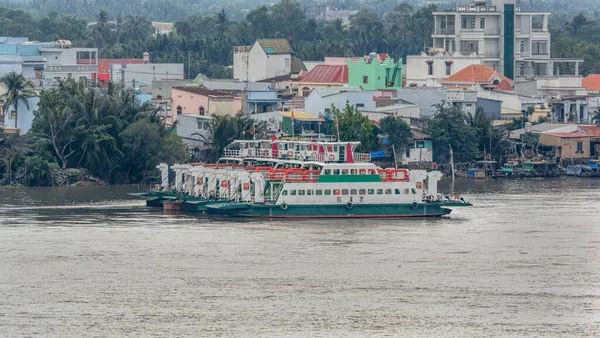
[188,49,191,80]
[449,144,455,194]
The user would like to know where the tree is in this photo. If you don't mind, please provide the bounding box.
[424,103,478,163]
[331,102,373,152]
[378,115,412,153]
[0,72,36,130]
[591,109,600,125]
[32,106,77,169]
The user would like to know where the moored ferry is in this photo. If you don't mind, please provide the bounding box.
[206,161,470,218]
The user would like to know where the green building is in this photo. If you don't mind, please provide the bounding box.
[347,55,402,90]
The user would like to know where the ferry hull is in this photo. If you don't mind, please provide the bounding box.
[206,203,451,219]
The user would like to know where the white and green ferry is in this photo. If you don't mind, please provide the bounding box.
[206,161,471,218]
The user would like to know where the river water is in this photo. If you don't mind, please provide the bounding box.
[0,179,599,337]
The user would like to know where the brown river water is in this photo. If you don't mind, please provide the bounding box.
[0,178,599,337]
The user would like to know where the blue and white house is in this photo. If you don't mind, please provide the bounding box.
[1,96,40,134]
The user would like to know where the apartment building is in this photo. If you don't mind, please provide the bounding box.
[430,0,577,80]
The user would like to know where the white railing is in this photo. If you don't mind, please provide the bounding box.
[223,149,241,158]
[354,153,371,163]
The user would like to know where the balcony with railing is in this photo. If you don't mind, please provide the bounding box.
[485,28,501,35]
[434,28,455,35]
[484,51,501,58]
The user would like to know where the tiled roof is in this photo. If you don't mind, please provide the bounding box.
[494,78,513,91]
[173,86,231,97]
[580,125,600,136]
[256,39,293,54]
[442,64,512,85]
[582,74,600,91]
[299,64,348,83]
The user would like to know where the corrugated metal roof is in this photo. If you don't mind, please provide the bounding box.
[299,64,348,83]
[278,111,318,120]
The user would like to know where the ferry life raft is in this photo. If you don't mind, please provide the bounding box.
[206,163,469,219]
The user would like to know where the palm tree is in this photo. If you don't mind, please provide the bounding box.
[0,72,36,130]
[592,109,600,125]
[123,15,151,44]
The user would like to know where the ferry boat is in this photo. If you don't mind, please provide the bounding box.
[206,161,471,219]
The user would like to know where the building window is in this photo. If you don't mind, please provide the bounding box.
[446,63,452,76]
[176,106,182,115]
[199,106,205,116]
[577,141,583,153]
[520,63,525,76]
[362,76,368,84]
[462,17,467,29]
[302,87,311,96]
[428,62,433,75]
[480,18,485,29]
[285,58,290,68]
[520,40,525,53]
[356,103,365,108]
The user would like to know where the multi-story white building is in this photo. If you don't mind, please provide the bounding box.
[430,0,582,81]
[39,40,98,86]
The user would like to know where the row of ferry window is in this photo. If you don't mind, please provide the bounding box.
[322,169,373,175]
[281,188,417,196]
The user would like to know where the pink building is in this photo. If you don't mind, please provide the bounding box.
[170,87,243,124]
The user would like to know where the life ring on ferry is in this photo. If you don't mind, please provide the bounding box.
[247,149,253,156]
[154,184,160,191]
[287,151,293,157]
[310,152,317,159]
[432,162,438,169]
[280,202,288,210]
[243,183,250,190]
[221,181,228,188]
[427,195,435,202]
[345,202,353,210]
[410,202,418,210]
[328,154,335,161]
[196,178,202,184]
[262,150,269,157]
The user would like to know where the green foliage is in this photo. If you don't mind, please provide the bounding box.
[591,109,600,125]
[8,79,189,185]
[424,103,478,163]
[331,103,373,152]
[378,115,412,152]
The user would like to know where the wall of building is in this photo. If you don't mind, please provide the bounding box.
[406,55,483,87]
[152,80,193,99]
[111,63,184,87]
[347,58,402,90]
[304,90,375,117]
[476,98,502,119]
[176,114,212,147]
[2,96,40,134]
[171,88,210,123]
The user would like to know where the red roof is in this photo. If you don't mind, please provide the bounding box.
[547,132,588,138]
[494,78,513,91]
[582,74,600,91]
[299,64,348,83]
[442,64,513,85]
[580,125,600,136]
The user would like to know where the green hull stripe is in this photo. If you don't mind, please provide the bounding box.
[207,203,451,218]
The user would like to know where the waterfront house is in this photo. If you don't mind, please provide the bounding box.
[0,96,39,134]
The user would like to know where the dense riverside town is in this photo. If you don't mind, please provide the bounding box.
[1,0,600,186]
